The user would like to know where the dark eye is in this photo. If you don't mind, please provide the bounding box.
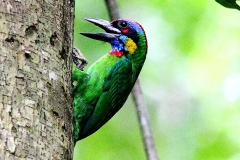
[118,21,128,28]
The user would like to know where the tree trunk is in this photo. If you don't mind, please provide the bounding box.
[0,0,74,159]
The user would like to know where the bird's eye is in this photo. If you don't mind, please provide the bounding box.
[118,21,128,28]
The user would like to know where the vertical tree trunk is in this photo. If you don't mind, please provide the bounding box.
[0,0,74,159]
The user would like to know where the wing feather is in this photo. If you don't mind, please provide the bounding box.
[79,58,133,139]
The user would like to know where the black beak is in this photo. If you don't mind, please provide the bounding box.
[80,18,121,42]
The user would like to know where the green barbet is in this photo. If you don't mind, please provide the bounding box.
[72,18,148,144]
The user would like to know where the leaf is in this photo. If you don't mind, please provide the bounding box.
[216,0,240,11]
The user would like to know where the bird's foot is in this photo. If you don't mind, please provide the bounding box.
[72,47,88,71]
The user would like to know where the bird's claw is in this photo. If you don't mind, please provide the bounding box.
[72,47,88,71]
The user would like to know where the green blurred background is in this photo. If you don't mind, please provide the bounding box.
[73,1,240,159]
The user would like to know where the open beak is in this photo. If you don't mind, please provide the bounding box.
[80,18,121,42]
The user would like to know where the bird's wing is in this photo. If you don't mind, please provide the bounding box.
[72,66,88,83]
[72,66,92,144]
[80,58,133,139]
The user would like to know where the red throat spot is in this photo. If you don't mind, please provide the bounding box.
[110,50,123,57]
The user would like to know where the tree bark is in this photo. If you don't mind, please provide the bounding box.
[0,0,74,159]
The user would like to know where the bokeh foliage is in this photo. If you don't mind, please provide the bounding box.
[74,1,240,159]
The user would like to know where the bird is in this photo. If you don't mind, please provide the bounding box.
[72,18,148,144]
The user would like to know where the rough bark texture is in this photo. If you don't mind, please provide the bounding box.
[0,0,74,159]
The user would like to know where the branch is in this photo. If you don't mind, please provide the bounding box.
[104,1,160,159]
[105,0,120,20]
[132,80,160,160]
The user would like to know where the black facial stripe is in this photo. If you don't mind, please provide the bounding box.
[127,30,138,44]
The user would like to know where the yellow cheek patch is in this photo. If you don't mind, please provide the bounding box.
[125,38,137,54]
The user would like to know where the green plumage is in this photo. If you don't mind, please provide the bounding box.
[72,18,147,144]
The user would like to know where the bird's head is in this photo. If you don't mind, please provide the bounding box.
[80,18,147,58]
